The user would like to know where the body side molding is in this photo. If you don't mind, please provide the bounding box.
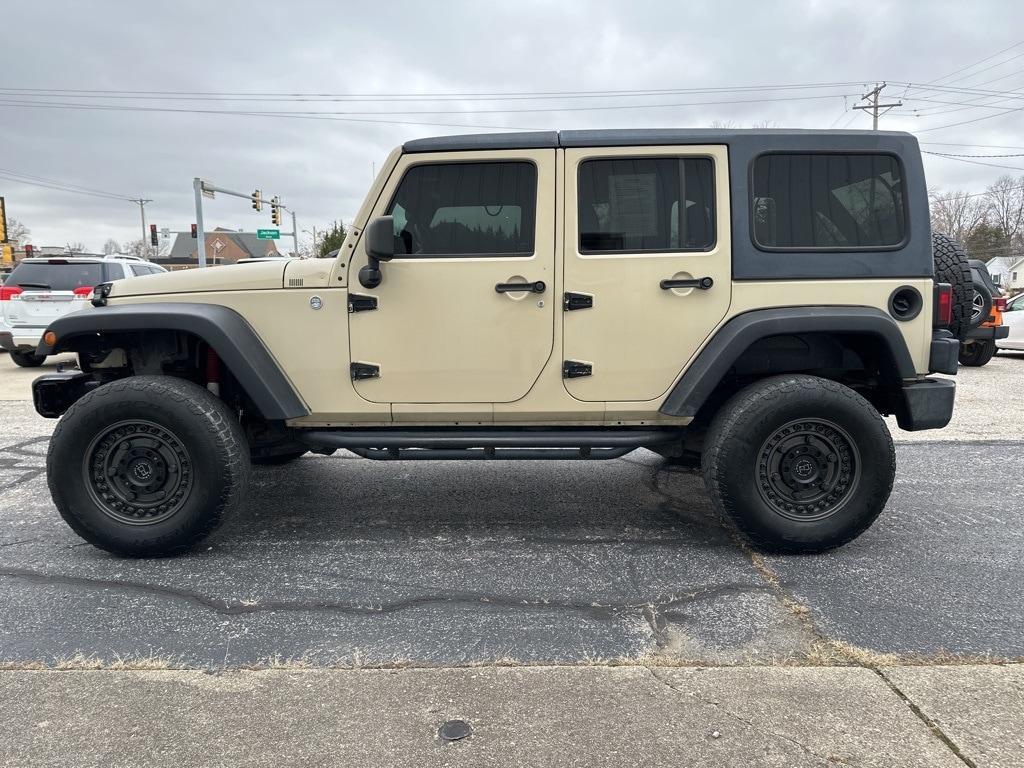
[659,306,917,418]
[38,302,309,420]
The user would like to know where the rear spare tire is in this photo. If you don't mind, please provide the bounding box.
[932,233,974,340]
[968,276,993,328]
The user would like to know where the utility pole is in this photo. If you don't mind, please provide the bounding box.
[132,198,153,255]
[852,82,903,130]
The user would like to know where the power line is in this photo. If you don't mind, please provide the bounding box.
[0,91,859,117]
[925,39,1024,85]
[922,142,1024,150]
[933,48,1024,87]
[914,102,1024,133]
[922,151,1024,171]
[0,80,872,102]
[0,169,136,201]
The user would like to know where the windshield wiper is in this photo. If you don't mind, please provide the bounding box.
[15,282,52,290]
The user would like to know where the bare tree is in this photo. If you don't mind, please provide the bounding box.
[65,241,88,254]
[986,175,1024,244]
[123,238,169,260]
[102,238,121,255]
[929,190,989,244]
[5,217,30,246]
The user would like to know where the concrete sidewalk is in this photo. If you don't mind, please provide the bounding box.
[2,664,1020,767]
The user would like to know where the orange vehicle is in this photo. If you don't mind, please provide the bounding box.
[959,260,1009,366]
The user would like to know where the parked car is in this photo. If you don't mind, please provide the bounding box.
[0,255,166,367]
[997,292,1024,351]
[33,129,964,557]
[959,259,1010,366]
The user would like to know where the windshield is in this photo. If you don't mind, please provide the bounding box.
[7,262,106,291]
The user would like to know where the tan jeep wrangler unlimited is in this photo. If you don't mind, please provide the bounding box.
[33,129,967,557]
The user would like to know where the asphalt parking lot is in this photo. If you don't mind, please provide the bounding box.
[1,351,1023,668]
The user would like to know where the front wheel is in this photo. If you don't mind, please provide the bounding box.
[47,376,250,556]
[10,350,45,367]
[702,375,895,553]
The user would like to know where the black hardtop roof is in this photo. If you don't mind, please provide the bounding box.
[403,128,917,153]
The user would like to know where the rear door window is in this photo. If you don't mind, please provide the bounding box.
[577,157,715,253]
[7,262,106,290]
[752,153,906,249]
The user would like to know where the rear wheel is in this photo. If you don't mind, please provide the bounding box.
[702,375,895,553]
[959,339,996,367]
[10,350,45,367]
[47,376,250,556]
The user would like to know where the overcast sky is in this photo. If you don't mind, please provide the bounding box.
[3,0,1024,250]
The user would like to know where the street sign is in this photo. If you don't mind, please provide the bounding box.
[257,229,280,240]
[212,238,226,254]
[160,227,170,239]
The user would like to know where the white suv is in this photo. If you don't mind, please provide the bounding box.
[0,254,166,367]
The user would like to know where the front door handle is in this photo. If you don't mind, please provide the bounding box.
[660,276,714,291]
[495,280,546,294]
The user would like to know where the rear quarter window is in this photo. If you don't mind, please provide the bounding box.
[752,153,906,250]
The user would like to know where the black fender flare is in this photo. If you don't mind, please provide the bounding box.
[659,306,917,417]
[38,302,309,421]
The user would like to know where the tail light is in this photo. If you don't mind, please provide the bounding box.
[72,286,94,297]
[994,297,1007,311]
[935,283,953,327]
[0,286,23,301]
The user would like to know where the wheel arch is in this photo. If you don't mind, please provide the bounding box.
[659,306,917,418]
[38,302,309,421]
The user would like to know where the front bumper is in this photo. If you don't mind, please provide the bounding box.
[895,377,956,431]
[965,324,1010,341]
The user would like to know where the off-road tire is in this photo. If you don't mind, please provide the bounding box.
[932,233,974,340]
[47,375,250,557]
[958,339,996,367]
[10,350,45,368]
[702,375,895,553]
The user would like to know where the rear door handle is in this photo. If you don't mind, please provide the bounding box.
[660,277,714,290]
[496,280,546,294]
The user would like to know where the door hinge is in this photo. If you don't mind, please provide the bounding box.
[562,360,593,379]
[348,294,378,313]
[350,362,380,380]
[563,292,594,311]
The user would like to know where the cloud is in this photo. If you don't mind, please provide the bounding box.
[2,0,1022,249]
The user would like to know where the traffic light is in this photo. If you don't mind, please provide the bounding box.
[150,224,158,246]
[251,189,263,212]
[270,197,281,226]
[0,196,7,243]
[24,243,34,257]
[191,223,198,239]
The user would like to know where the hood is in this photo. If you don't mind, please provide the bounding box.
[108,261,289,297]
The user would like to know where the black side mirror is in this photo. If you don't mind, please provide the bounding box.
[359,216,394,288]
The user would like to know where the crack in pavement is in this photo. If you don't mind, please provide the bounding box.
[872,668,979,768]
[0,568,774,621]
[646,667,847,764]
